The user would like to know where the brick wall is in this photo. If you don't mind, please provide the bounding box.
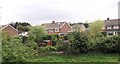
[2,26,18,36]
[60,23,71,34]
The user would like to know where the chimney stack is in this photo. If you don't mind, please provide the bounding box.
[107,18,110,21]
[52,21,55,24]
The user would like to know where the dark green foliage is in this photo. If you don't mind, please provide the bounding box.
[101,32,107,37]
[10,22,31,32]
[38,46,57,56]
[2,33,36,62]
[67,32,89,53]
[21,36,27,43]
[43,35,51,40]
[96,36,120,53]
[2,21,119,62]
[10,22,31,28]
[28,26,46,44]
[17,25,30,32]
[75,32,88,53]
[56,42,69,52]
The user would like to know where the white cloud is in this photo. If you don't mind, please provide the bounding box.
[0,0,119,25]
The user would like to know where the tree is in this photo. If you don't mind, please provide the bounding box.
[28,26,47,45]
[2,33,36,62]
[85,20,105,51]
[67,32,89,54]
[88,20,104,37]
[10,22,31,32]
[17,25,30,32]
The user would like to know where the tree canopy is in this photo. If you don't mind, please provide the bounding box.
[88,20,104,37]
[28,26,47,44]
[10,22,31,32]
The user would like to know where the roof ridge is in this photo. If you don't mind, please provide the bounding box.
[105,18,120,21]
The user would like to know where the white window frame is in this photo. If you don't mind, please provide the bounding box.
[107,26,112,29]
[55,28,59,32]
[113,25,119,29]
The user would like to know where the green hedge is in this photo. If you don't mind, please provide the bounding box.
[96,36,120,53]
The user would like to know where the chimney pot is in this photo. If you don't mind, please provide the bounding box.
[107,18,110,21]
[52,21,55,24]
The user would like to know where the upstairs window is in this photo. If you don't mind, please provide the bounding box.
[113,25,119,29]
[55,28,59,32]
[107,26,112,29]
[49,29,53,32]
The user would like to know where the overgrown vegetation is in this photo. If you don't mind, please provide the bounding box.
[10,22,31,32]
[28,26,47,45]
[2,20,119,62]
[96,36,120,53]
[2,33,36,62]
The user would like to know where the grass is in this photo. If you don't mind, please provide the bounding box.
[67,53,118,62]
[30,53,118,62]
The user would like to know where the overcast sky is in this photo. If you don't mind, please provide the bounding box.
[0,0,120,25]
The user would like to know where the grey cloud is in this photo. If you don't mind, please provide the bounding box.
[15,3,76,22]
[5,0,118,26]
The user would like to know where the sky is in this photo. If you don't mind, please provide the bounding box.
[0,0,120,26]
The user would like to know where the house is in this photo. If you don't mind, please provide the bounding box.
[41,21,71,35]
[104,18,120,36]
[70,23,87,32]
[19,32,28,37]
[0,25,18,36]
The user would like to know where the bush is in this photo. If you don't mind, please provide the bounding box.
[2,33,36,62]
[38,46,57,56]
[96,36,120,53]
[28,26,46,44]
[67,32,89,53]
[56,43,68,51]
[25,41,38,50]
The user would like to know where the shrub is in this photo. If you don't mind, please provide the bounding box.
[43,46,57,51]
[38,46,57,56]
[2,33,36,62]
[67,32,89,53]
[25,41,38,50]
[28,26,46,44]
[56,43,69,51]
[96,36,120,53]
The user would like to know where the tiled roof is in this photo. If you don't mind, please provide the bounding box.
[0,25,6,30]
[0,25,18,31]
[41,22,65,30]
[105,19,120,25]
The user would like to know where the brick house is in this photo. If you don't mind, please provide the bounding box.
[70,23,87,32]
[41,21,71,35]
[104,18,120,36]
[0,25,18,36]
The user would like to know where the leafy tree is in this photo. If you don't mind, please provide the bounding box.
[67,32,89,54]
[10,22,31,32]
[28,26,47,45]
[88,20,104,38]
[17,25,30,32]
[85,20,104,51]
[2,33,36,62]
